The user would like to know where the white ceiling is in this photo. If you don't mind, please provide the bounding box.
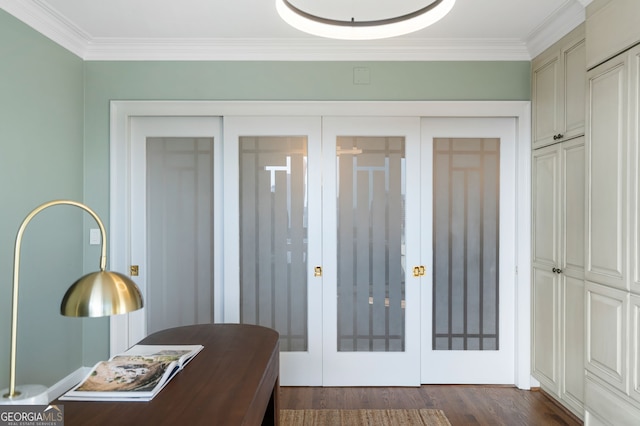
[0,0,592,60]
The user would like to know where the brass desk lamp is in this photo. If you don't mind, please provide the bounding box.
[1,200,143,404]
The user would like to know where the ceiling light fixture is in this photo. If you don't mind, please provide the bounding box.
[275,0,456,40]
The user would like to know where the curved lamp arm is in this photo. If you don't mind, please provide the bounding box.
[4,200,143,400]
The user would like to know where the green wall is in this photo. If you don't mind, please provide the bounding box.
[82,59,531,235]
[2,6,532,394]
[0,9,85,391]
[81,59,530,364]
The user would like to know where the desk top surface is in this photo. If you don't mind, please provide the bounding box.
[54,324,279,426]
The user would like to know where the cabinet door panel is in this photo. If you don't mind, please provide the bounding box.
[585,281,628,392]
[563,38,586,140]
[532,55,561,148]
[532,267,560,392]
[632,46,640,294]
[532,146,560,267]
[562,275,584,411]
[632,295,640,403]
[586,57,628,289]
[563,138,585,275]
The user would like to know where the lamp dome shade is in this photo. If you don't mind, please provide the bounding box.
[61,271,143,317]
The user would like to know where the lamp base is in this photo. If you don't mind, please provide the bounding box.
[0,384,49,405]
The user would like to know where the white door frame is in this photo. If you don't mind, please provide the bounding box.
[109,100,532,389]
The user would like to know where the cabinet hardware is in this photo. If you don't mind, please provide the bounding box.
[314,266,322,277]
[130,265,139,276]
[413,266,426,277]
[553,133,564,140]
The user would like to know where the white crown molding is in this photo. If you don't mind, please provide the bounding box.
[526,0,587,58]
[2,0,588,61]
[81,37,531,61]
[0,0,89,57]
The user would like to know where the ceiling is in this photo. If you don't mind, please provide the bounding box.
[1,0,592,60]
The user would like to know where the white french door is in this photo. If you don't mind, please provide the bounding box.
[223,116,421,386]
[110,102,529,388]
[223,116,324,385]
[321,117,422,386]
[125,116,223,347]
[420,117,516,384]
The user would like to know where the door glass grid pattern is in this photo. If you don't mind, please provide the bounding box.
[433,138,500,351]
[239,136,308,352]
[336,136,406,352]
[146,137,215,335]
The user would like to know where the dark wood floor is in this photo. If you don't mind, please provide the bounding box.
[280,386,582,426]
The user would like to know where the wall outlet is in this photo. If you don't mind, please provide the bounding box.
[89,228,101,245]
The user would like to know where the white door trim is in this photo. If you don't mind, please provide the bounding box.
[109,100,532,389]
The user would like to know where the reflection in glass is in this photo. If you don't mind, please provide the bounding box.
[239,136,308,351]
[336,136,406,352]
[433,138,500,351]
[146,137,215,334]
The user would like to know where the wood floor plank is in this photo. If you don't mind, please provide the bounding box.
[279,386,582,426]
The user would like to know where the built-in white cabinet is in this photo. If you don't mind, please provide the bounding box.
[532,24,585,149]
[531,23,587,419]
[532,2,640,423]
[586,0,640,69]
[584,41,640,425]
[532,137,585,417]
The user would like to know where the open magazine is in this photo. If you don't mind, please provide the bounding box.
[60,344,204,402]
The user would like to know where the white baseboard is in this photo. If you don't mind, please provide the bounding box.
[47,367,91,402]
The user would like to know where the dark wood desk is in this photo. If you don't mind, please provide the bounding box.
[54,324,279,426]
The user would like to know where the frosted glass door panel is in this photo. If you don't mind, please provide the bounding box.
[433,138,500,351]
[146,137,215,335]
[336,137,406,352]
[239,136,308,352]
